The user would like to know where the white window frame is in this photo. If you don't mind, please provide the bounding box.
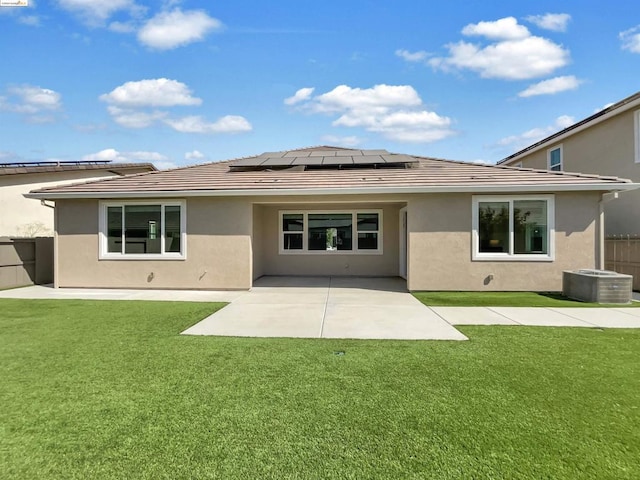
[547,145,563,171]
[472,195,555,262]
[99,200,187,260]
[634,109,640,163]
[279,209,383,255]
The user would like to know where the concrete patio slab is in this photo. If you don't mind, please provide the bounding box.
[327,289,422,306]
[322,304,468,340]
[182,303,325,338]
[551,308,640,328]
[233,291,328,305]
[183,276,468,340]
[431,307,517,325]
[488,307,594,327]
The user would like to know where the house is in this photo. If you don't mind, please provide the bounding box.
[499,90,640,235]
[27,146,637,291]
[1,160,156,237]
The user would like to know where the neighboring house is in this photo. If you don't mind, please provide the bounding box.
[499,90,640,235]
[0,161,156,237]
[27,147,637,291]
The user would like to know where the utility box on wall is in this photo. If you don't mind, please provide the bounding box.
[563,269,633,304]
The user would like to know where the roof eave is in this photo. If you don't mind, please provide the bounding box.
[24,182,639,200]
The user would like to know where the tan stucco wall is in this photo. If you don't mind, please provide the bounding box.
[258,203,401,277]
[55,191,602,292]
[507,108,640,235]
[252,204,265,280]
[406,192,600,291]
[56,197,253,289]
[0,169,150,237]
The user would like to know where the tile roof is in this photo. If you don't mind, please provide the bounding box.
[27,147,634,198]
[0,161,156,176]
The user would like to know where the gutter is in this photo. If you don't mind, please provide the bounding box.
[24,182,640,200]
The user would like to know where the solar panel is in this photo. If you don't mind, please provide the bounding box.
[292,157,323,166]
[230,149,418,169]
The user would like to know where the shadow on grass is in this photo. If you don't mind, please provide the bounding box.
[412,291,639,308]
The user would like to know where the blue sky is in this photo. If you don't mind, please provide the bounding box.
[1,0,638,169]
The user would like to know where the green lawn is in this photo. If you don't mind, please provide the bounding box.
[1,299,639,479]
[413,291,640,307]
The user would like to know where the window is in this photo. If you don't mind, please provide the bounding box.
[279,210,382,254]
[472,195,554,261]
[100,201,186,259]
[548,145,563,171]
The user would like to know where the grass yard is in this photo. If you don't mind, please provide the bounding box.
[1,299,639,479]
[413,290,640,307]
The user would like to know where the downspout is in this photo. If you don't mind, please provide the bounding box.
[598,192,618,269]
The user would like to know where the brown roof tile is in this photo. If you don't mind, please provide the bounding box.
[27,147,634,198]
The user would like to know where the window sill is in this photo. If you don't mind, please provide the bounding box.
[472,254,554,262]
[99,254,186,261]
[279,250,383,256]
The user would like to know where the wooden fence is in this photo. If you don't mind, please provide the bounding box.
[605,235,640,291]
[0,237,53,290]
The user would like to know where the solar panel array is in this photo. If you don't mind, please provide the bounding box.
[230,149,418,168]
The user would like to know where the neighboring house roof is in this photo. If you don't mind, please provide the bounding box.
[499,90,640,165]
[27,147,636,199]
[0,160,156,176]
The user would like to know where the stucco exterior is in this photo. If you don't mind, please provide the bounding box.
[55,198,253,290]
[0,166,154,237]
[502,106,640,235]
[406,192,600,291]
[54,191,602,292]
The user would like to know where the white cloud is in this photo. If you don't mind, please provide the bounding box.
[138,9,222,50]
[100,78,201,107]
[108,21,136,33]
[106,106,168,128]
[56,0,140,25]
[18,15,41,27]
[525,13,571,32]
[320,135,363,147]
[620,26,640,53]
[497,115,575,149]
[0,85,62,123]
[395,49,429,62]
[185,150,205,160]
[518,75,582,97]
[462,16,530,40]
[101,79,251,135]
[287,84,455,144]
[312,84,422,113]
[4,85,62,113]
[82,148,176,169]
[164,115,252,134]
[284,87,315,106]
[429,16,570,80]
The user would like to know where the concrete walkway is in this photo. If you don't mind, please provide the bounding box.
[0,284,244,302]
[2,279,640,339]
